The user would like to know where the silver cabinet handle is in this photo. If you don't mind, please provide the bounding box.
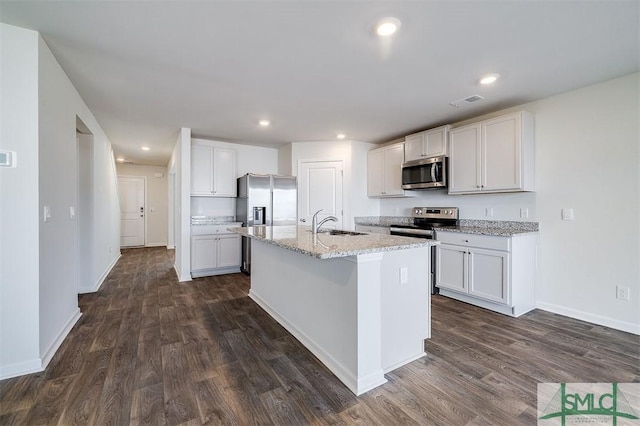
[300,218,306,222]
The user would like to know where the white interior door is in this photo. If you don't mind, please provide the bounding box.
[298,160,343,229]
[119,176,145,247]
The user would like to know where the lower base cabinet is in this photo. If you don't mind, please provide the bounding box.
[191,233,241,277]
[435,231,537,317]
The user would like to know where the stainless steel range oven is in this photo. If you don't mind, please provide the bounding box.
[390,207,459,294]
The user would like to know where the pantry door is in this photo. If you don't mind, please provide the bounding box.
[298,160,344,229]
[118,176,145,247]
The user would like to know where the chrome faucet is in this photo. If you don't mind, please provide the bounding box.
[311,209,338,234]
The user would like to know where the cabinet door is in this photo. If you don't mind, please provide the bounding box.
[436,244,467,293]
[423,126,448,157]
[383,143,405,196]
[367,148,385,196]
[468,248,509,304]
[217,234,241,268]
[191,235,218,270]
[449,123,482,193]
[191,144,214,195]
[404,133,424,162]
[483,113,521,191]
[213,147,237,197]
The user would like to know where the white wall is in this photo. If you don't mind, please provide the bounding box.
[117,163,168,247]
[531,73,638,333]
[38,35,121,362]
[0,24,41,378]
[290,140,379,230]
[168,128,192,282]
[0,24,121,379]
[380,73,639,333]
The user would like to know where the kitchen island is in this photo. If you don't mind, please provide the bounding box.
[230,225,438,395]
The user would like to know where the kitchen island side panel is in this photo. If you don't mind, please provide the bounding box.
[248,238,431,395]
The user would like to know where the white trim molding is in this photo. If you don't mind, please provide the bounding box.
[78,253,121,294]
[536,301,640,335]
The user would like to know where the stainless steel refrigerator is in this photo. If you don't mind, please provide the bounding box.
[236,173,297,274]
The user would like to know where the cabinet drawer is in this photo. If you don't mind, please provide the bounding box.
[436,231,510,251]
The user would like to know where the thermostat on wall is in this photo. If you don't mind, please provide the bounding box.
[0,151,16,167]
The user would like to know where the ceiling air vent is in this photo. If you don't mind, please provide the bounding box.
[449,94,485,108]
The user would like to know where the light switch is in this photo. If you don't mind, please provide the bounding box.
[562,208,575,221]
[43,205,51,222]
[69,206,76,219]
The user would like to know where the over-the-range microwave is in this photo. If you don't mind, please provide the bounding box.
[401,155,447,190]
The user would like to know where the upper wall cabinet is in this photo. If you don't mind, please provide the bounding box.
[448,111,534,195]
[367,142,414,198]
[404,125,450,161]
[191,140,237,197]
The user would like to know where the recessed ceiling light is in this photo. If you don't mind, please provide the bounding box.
[259,120,270,127]
[141,146,150,151]
[376,17,401,37]
[337,133,346,140]
[479,73,500,85]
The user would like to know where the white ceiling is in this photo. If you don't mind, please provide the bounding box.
[2,1,638,166]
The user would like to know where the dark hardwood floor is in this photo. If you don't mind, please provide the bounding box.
[1,247,638,425]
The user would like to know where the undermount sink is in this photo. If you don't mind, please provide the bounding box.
[321,229,367,236]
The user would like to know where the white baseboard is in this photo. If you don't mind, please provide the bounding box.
[174,263,192,282]
[145,242,167,247]
[0,357,43,380]
[78,253,121,294]
[40,308,82,369]
[250,289,386,395]
[1,308,83,380]
[166,245,175,250]
[536,301,640,335]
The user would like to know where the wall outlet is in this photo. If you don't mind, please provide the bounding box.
[520,208,529,219]
[399,267,408,284]
[562,208,575,221]
[485,207,494,218]
[616,285,630,301]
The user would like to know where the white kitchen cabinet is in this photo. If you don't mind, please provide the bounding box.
[448,111,534,194]
[191,140,237,197]
[191,223,241,277]
[404,125,450,161]
[354,225,391,235]
[367,142,414,198]
[435,230,536,317]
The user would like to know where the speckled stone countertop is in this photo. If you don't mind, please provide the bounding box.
[354,216,414,226]
[229,225,437,259]
[435,219,539,237]
[354,216,539,236]
[191,215,237,225]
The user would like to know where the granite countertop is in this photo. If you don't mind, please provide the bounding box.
[229,225,437,259]
[354,216,414,227]
[435,219,539,236]
[354,216,539,237]
[191,215,238,225]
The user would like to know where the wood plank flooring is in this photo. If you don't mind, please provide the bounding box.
[1,247,638,425]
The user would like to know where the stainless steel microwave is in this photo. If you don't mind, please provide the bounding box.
[401,155,447,190]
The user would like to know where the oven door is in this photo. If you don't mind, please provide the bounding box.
[390,227,438,295]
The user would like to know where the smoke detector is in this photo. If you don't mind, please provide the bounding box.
[449,94,485,108]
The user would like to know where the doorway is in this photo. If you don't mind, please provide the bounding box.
[118,176,146,247]
[297,160,344,229]
[77,125,94,293]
